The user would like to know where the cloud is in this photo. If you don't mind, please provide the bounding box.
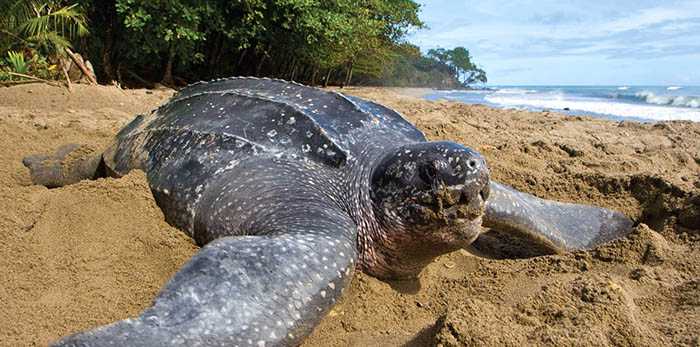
[411,1,700,60]
[528,12,584,25]
[411,0,700,84]
[491,67,534,75]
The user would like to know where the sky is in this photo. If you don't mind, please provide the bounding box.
[409,0,700,85]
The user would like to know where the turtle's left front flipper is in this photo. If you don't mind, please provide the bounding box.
[483,181,634,252]
[51,215,358,347]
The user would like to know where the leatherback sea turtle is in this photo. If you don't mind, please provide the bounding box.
[24,77,633,347]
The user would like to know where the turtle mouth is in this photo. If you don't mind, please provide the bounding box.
[408,184,488,225]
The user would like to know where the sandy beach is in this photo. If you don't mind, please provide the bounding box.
[0,84,698,346]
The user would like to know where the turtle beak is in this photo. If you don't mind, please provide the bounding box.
[441,183,487,221]
[444,154,490,220]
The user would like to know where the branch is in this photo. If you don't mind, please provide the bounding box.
[5,72,64,87]
[65,48,97,84]
[61,60,73,92]
[0,29,28,44]
[0,79,44,87]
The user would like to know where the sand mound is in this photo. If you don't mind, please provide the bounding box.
[0,172,197,346]
[432,225,694,347]
[0,84,697,346]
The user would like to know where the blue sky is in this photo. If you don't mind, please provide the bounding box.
[409,0,700,85]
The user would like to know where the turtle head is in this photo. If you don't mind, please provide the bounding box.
[367,141,490,279]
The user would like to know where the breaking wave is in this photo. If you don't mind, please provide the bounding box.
[427,85,700,122]
[633,91,700,108]
[484,95,700,121]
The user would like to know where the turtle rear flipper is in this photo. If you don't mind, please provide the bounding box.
[481,181,634,254]
[23,144,104,188]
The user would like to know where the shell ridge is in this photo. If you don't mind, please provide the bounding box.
[167,89,351,164]
[334,92,425,140]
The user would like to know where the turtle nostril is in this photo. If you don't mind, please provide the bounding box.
[479,186,490,201]
[419,163,438,184]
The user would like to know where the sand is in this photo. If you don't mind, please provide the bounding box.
[0,84,698,346]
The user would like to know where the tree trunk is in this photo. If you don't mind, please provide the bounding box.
[344,61,354,86]
[116,63,123,86]
[65,48,97,85]
[255,54,266,76]
[323,69,333,87]
[255,44,271,76]
[210,33,225,76]
[101,24,116,83]
[61,61,72,91]
[93,0,118,84]
[162,47,175,86]
[310,66,318,86]
[237,48,248,70]
[290,60,298,81]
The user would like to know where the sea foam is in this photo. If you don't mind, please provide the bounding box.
[484,94,700,121]
[635,91,700,108]
[427,86,700,122]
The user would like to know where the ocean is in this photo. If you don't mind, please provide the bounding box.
[424,85,700,122]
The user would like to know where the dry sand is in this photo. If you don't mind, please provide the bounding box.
[0,84,698,346]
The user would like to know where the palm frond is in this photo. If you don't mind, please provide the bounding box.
[16,3,88,41]
[6,50,28,74]
[25,30,72,51]
[0,0,34,29]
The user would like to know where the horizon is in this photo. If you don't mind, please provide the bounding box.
[488,84,700,87]
[409,0,700,86]
[486,84,700,87]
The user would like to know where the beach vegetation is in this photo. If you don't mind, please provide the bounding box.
[1,0,486,88]
[0,0,88,80]
[6,50,28,74]
[428,47,487,85]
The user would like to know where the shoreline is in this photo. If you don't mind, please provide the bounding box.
[417,86,700,123]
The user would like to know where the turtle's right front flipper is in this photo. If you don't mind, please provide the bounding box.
[23,144,103,188]
[483,181,634,252]
[52,211,358,347]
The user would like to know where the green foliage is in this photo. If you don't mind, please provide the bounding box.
[76,0,433,85]
[428,47,487,85]
[0,0,87,81]
[1,0,486,87]
[1,0,88,57]
[0,48,58,80]
[115,0,205,61]
[353,43,485,88]
[6,50,28,74]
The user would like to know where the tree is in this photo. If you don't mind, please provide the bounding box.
[426,46,487,86]
[448,47,486,85]
[0,0,88,57]
[115,0,206,85]
[4,0,480,88]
